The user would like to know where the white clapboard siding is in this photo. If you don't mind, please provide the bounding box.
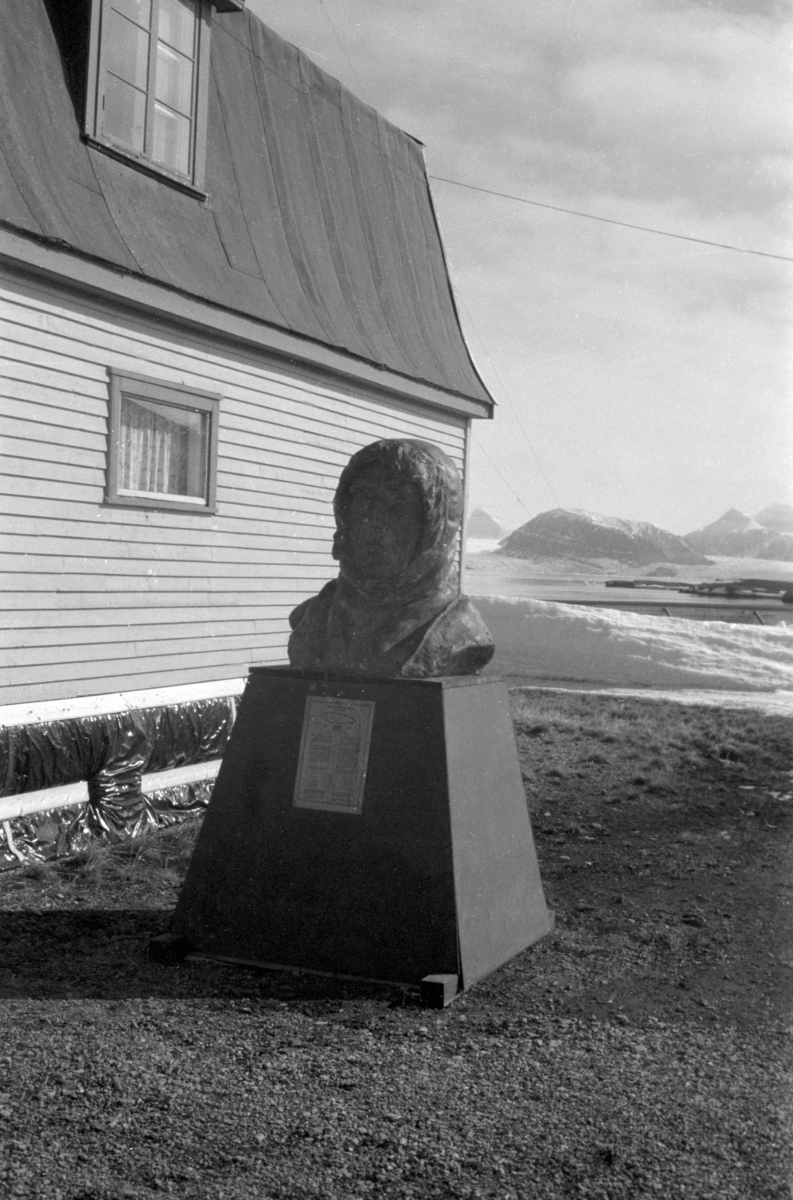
[0,534,340,566]
[2,604,301,631]
[2,616,282,650]
[0,272,468,703]
[5,639,287,692]
[1,507,339,551]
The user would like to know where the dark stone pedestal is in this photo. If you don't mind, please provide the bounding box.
[170,667,552,1001]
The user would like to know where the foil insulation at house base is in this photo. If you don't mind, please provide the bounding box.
[0,698,235,869]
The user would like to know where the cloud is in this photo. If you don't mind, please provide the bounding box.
[253,0,792,226]
[248,0,793,530]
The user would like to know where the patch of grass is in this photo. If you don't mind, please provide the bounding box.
[1,816,204,907]
[581,727,619,743]
[517,720,550,737]
[582,751,611,766]
[510,689,793,784]
[20,859,57,883]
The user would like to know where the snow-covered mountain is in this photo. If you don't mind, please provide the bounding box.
[499,509,708,567]
[466,507,504,538]
[754,504,793,534]
[684,508,793,561]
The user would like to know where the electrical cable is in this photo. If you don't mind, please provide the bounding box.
[474,441,534,518]
[315,0,371,103]
[454,293,561,511]
[302,0,790,520]
[305,0,790,264]
[429,176,793,263]
[686,0,789,54]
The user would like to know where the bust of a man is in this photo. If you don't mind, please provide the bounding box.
[287,439,495,678]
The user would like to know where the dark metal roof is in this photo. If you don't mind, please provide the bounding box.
[0,0,493,409]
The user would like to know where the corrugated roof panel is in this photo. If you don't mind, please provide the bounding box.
[299,89,414,375]
[0,0,493,409]
[413,174,479,393]
[251,56,376,359]
[211,25,331,340]
[0,2,137,267]
[88,149,239,301]
[377,118,467,388]
[0,144,40,236]
[247,8,305,91]
[345,107,454,386]
[205,69,275,287]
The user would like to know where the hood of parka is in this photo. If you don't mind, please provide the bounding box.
[331,438,463,608]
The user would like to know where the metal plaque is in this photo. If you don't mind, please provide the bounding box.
[293,696,375,814]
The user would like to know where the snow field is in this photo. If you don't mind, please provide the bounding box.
[475,595,793,698]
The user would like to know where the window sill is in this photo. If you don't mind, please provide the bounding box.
[104,495,217,515]
[83,136,209,203]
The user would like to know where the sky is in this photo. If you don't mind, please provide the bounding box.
[247,0,792,535]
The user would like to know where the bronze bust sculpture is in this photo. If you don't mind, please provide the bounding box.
[287,439,495,677]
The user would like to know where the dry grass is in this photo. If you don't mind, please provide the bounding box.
[3,816,203,909]
[510,689,792,808]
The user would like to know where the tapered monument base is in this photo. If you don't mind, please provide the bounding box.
[171,667,553,998]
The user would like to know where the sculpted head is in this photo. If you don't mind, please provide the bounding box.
[287,438,494,676]
[331,439,464,595]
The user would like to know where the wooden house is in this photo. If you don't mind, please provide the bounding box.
[0,0,493,724]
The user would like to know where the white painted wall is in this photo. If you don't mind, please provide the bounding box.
[0,270,468,702]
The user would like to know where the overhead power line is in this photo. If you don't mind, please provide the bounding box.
[474,441,534,518]
[429,176,793,263]
[306,0,790,265]
[686,0,789,54]
[454,293,561,511]
[315,0,370,103]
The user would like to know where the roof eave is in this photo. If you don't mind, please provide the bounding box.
[0,224,494,420]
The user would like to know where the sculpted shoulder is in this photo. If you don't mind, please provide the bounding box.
[401,594,494,678]
[288,580,337,632]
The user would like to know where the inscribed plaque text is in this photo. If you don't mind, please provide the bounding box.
[293,696,375,814]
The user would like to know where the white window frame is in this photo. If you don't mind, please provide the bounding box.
[105,369,221,514]
[84,0,213,195]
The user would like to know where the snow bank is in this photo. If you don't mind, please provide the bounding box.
[475,595,793,694]
[465,538,502,555]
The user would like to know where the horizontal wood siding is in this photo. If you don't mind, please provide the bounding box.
[0,272,468,702]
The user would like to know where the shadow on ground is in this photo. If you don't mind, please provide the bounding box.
[0,908,426,1005]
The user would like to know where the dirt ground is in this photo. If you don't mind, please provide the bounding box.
[511,689,793,1030]
[0,689,791,1199]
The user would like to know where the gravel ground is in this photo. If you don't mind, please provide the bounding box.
[0,691,791,1200]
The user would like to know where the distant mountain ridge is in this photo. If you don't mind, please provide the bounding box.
[684,507,793,561]
[754,504,793,533]
[499,509,708,567]
[466,507,504,538]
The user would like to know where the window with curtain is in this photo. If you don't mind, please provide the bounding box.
[106,371,220,512]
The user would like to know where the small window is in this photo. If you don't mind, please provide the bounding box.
[106,371,220,512]
[86,0,212,191]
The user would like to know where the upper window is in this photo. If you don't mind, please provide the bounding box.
[86,0,212,191]
[106,370,220,512]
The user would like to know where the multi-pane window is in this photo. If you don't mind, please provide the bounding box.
[106,371,220,512]
[87,0,211,187]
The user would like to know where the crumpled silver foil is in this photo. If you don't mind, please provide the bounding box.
[0,697,235,869]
